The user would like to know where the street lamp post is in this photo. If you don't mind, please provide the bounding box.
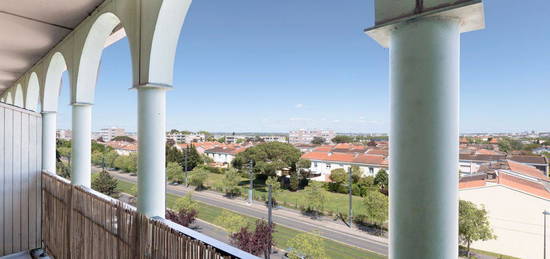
[248,160,254,204]
[184,147,189,187]
[348,167,353,228]
[544,210,550,259]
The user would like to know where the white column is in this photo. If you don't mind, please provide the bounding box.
[41,112,57,173]
[137,85,167,217]
[71,103,92,187]
[389,17,460,259]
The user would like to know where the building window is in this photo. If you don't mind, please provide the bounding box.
[326,164,331,169]
[369,167,374,174]
[314,162,318,167]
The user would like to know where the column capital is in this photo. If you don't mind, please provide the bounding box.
[41,111,57,115]
[365,0,484,48]
[132,83,173,90]
[71,102,93,107]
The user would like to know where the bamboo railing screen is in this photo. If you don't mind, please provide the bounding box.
[42,172,234,259]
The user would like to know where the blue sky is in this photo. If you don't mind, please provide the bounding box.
[56,0,550,133]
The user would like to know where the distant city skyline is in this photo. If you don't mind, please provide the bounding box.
[55,0,550,133]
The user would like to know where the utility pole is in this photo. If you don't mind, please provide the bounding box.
[248,160,254,204]
[348,167,353,228]
[544,210,549,259]
[267,184,273,259]
[184,147,189,187]
[268,184,273,225]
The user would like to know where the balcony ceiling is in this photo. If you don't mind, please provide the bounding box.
[0,0,105,95]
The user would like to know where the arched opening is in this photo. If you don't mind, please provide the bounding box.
[43,52,68,112]
[75,12,123,104]
[148,0,192,85]
[5,90,13,104]
[25,72,40,111]
[14,83,24,107]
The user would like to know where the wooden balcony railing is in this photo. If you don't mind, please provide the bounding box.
[41,171,260,259]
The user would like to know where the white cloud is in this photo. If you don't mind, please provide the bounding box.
[295,103,304,109]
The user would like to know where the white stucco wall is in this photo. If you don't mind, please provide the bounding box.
[310,161,384,181]
[207,152,234,165]
[459,185,550,259]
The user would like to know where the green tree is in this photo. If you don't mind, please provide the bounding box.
[329,168,347,183]
[459,200,496,256]
[310,137,325,145]
[287,231,327,259]
[166,162,184,183]
[91,170,119,196]
[363,190,388,226]
[289,172,300,191]
[189,167,208,189]
[498,137,523,153]
[111,136,136,143]
[114,153,138,173]
[303,181,327,214]
[331,135,354,144]
[265,176,281,195]
[296,159,312,176]
[214,210,248,234]
[374,169,389,189]
[221,168,241,196]
[232,142,301,176]
[58,147,71,158]
[104,150,119,168]
[173,192,199,212]
[218,137,226,143]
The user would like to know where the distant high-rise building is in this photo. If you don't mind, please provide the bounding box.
[98,127,126,142]
[289,129,336,144]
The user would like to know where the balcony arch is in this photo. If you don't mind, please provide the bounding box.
[43,52,69,112]
[25,72,40,111]
[74,12,125,104]
[14,83,24,107]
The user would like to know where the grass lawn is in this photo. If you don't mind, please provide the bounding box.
[201,172,367,216]
[116,178,385,259]
[460,246,520,259]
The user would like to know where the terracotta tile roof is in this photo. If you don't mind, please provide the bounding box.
[459,179,486,189]
[366,149,388,156]
[301,152,354,163]
[508,155,547,165]
[498,173,550,199]
[313,146,333,152]
[459,171,550,199]
[301,152,387,166]
[107,141,137,151]
[506,160,547,181]
[475,149,501,155]
[352,154,386,165]
[459,154,506,162]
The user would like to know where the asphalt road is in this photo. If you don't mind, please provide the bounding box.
[109,171,389,256]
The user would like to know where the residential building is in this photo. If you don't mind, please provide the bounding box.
[459,161,550,259]
[459,153,548,175]
[166,132,205,143]
[98,127,126,142]
[106,141,138,156]
[56,129,72,140]
[260,135,287,142]
[204,146,248,167]
[289,129,336,144]
[302,151,388,181]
